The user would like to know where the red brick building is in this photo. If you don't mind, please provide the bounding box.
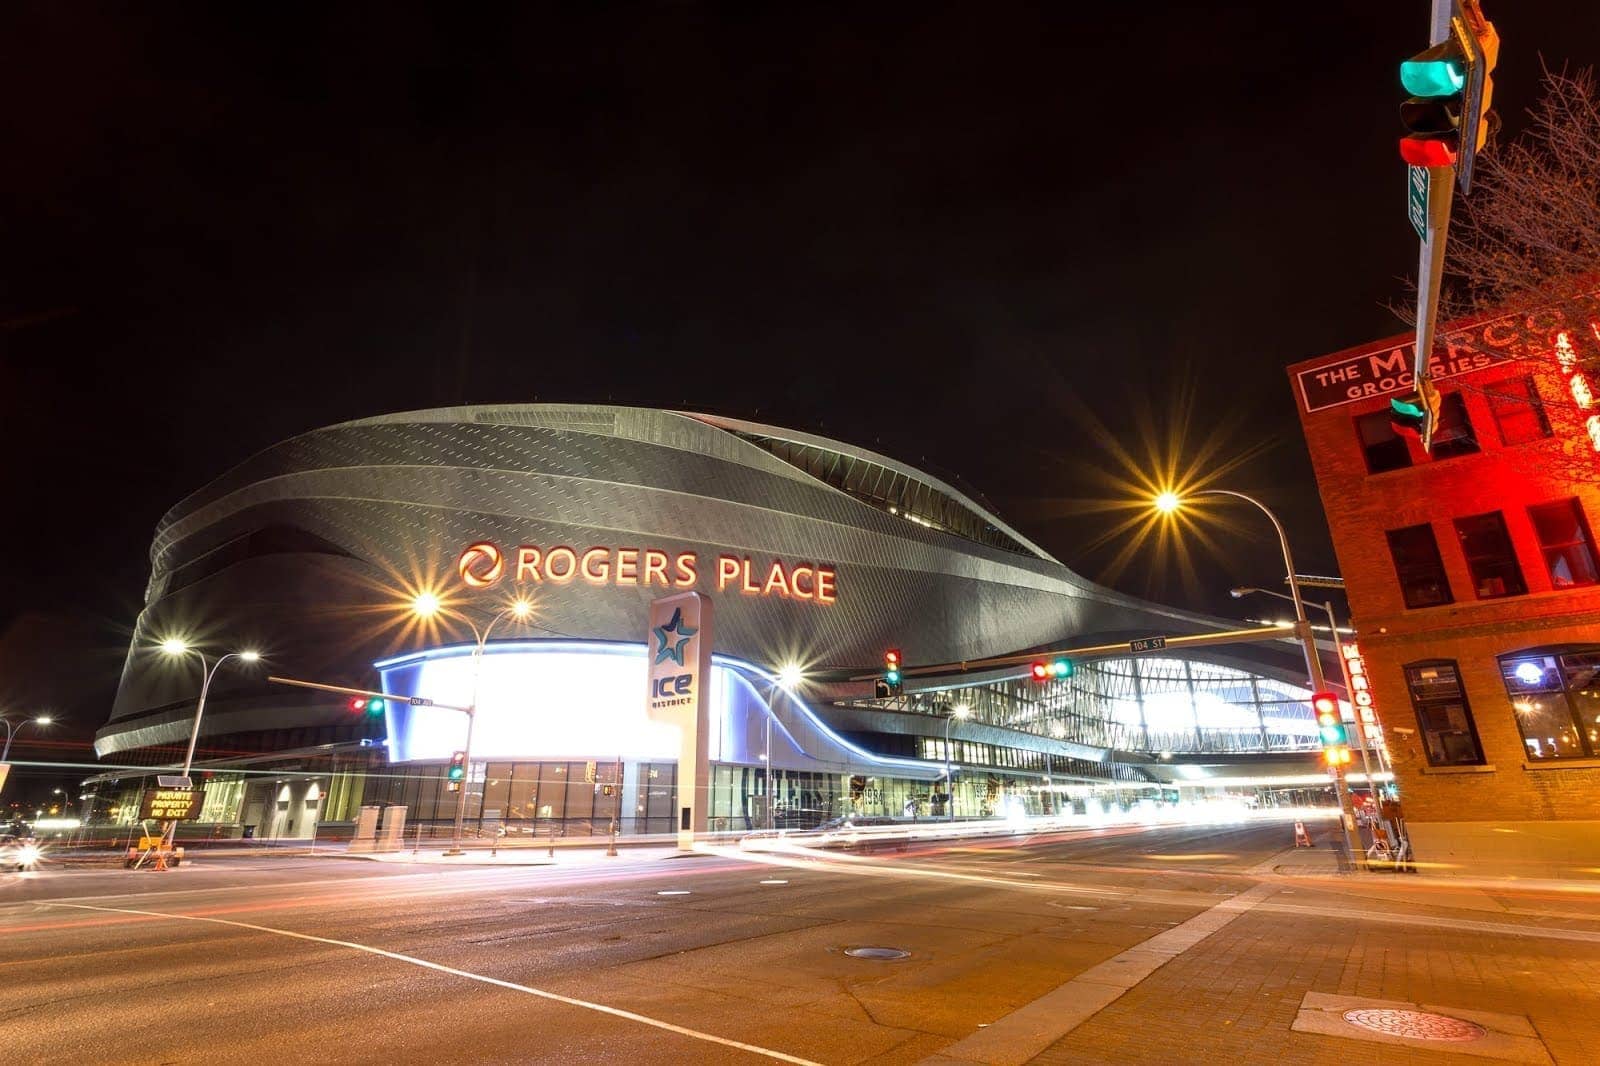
[1290,304,1600,876]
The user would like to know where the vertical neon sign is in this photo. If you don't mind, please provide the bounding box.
[1555,329,1600,453]
[1342,642,1382,746]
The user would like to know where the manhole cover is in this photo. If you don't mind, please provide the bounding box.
[1342,1009,1486,1042]
[844,946,910,960]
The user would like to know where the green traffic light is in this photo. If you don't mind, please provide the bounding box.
[1050,658,1073,678]
[367,698,385,716]
[448,766,464,781]
[1390,397,1425,418]
[1401,57,1464,98]
[1319,723,1348,746]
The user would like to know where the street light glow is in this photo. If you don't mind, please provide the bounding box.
[1153,490,1182,514]
[34,715,53,725]
[509,597,534,620]
[239,650,262,663]
[776,663,804,690]
[160,637,191,655]
[412,591,442,618]
[952,703,972,720]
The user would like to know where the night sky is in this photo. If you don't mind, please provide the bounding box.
[3,2,1596,792]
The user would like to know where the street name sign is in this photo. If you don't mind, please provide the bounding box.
[1129,636,1167,653]
[156,775,192,789]
[1407,165,1428,239]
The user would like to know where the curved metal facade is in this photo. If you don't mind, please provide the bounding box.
[99,404,1316,758]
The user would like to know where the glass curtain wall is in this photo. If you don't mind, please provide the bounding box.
[889,657,1326,755]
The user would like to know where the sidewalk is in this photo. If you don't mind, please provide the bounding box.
[1252,830,1600,902]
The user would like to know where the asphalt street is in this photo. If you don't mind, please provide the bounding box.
[4,818,1597,1064]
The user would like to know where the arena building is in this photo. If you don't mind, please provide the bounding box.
[88,405,1356,841]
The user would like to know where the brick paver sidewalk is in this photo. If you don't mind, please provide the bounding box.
[1030,879,1600,1065]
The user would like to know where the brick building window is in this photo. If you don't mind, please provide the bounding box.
[1453,511,1527,599]
[1404,660,1485,766]
[1430,392,1480,459]
[1528,499,1600,588]
[1500,651,1600,760]
[1356,410,1412,473]
[1385,524,1453,608]
[1488,376,1551,445]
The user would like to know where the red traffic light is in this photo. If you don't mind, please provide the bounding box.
[1311,692,1339,716]
[885,649,901,665]
[348,697,367,712]
[1399,136,1457,167]
[1030,662,1049,681]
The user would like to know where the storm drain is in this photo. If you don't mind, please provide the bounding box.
[844,946,910,961]
[1342,1009,1487,1042]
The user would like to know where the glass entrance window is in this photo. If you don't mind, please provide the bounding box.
[1453,511,1527,599]
[1528,499,1600,589]
[1501,652,1600,760]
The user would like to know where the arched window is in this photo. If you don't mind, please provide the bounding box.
[1402,660,1485,767]
[1499,649,1600,761]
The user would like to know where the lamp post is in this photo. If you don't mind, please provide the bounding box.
[157,641,261,849]
[945,703,971,821]
[1232,586,1395,831]
[1,714,52,763]
[1156,490,1357,863]
[410,594,534,857]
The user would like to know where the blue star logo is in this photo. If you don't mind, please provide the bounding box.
[652,607,698,666]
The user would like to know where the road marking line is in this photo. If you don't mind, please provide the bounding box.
[47,901,821,1065]
[921,882,1279,1066]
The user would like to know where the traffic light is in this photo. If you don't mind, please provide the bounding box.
[1398,9,1499,186]
[1313,692,1352,768]
[1399,39,1465,167]
[884,649,902,695]
[447,750,467,789]
[1029,657,1074,683]
[1389,394,1427,438]
[348,696,386,717]
[1459,9,1500,190]
[1313,692,1346,746]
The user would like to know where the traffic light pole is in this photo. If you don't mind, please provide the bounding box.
[1414,0,1454,402]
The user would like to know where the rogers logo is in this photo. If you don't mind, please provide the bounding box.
[457,542,504,588]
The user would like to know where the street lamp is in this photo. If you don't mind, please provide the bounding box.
[157,641,261,850]
[945,703,971,821]
[0,714,52,763]
[1154,490,1354,859]
[410,593,536,856]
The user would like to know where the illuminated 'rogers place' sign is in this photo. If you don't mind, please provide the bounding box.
[457,542,837,604]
